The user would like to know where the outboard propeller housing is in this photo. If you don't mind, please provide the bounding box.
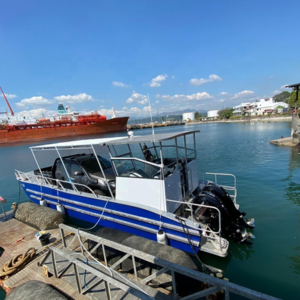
[194,182,255,245]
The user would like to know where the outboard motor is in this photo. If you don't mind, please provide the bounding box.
[193,189,254,245]
[202,182,255,229]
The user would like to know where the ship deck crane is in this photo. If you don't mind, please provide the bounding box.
[0,87,14,116]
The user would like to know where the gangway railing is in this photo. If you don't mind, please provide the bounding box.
[38,224,281,300]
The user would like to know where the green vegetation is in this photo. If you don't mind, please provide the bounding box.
[218,107,234,119]
[274,91,290,103]
[288,90,300,107]
[195,111,206,120]
[273,89,300,107]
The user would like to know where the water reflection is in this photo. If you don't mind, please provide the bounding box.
[285,149,300,205]
[288,246,300,276]
[200,242,255,274]
[229,243,255,262]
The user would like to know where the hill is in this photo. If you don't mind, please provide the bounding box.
[273,91,290,103]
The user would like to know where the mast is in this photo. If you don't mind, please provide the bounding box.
[0,87,14,116]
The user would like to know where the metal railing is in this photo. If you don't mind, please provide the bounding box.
[203,172,237,203]
[15,170,97,197]
[39,224,281,300]
[166,198,225,252]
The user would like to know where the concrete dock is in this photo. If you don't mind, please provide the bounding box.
[269,136,300,147]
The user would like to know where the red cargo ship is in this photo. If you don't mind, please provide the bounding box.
[0,87,129,144]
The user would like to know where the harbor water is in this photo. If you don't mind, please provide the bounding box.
[0,121,299,299]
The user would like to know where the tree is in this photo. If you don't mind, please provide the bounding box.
[218,107,234,119]
[288,90,300,107]
[195,112,206,120]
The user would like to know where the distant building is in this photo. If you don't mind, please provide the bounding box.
[182,112,195,121]
[233,98,288,116]
[232,102,251,116]
[207,110,219,119]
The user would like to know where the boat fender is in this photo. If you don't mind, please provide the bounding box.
[156,229,168,245]
[56,203,65,215]
[39,199,47,207]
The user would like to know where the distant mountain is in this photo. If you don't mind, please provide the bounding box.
[128,108,207,124]
[273,91,290,103]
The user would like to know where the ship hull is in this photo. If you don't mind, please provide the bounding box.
[0,117,129,144]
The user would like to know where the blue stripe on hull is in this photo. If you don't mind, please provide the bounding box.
[21,181,201,254]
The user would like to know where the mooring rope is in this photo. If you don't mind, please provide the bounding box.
[0,247,36,279]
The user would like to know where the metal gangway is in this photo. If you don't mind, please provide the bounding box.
[39,224,281,300]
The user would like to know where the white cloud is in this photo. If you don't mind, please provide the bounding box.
[280,84,289,90]
[272,90,281,95]
[112,81,128,88]
[54,93,93,103]
[126,92,148,105]
[16,96,53,108]
[150,74,168,87]
[190,74,222,86]
[220,92,228,95]
[272,84,289,95]
[143,106,151,112]
[0,93,17,99]
[231,90,255,99]
[156,92,213,102]
[15,108,57,119]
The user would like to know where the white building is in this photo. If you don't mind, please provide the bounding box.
[233,98,288,116]
[232,103,251,116]
[207,110,219,118]
[248,98,288,116]
[182,112,195,121]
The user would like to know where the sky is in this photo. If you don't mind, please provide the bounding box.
[1,0,300,120]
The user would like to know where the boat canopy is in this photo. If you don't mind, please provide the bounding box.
[30,137,126,151]
[105,130,200,146]
[30,130,200,151]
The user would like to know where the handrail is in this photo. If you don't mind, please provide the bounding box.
[166,199,222,235]
[15,170,97,197]
[51,224,281,300]
[111,157,180,179]
[203,172,237,203]
[110,156,162,168]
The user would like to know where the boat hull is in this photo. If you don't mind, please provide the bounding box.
[0,117,129,144]
[20,180,201,254]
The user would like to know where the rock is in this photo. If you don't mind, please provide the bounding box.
[6,280,68,300]
[14,202,65,230]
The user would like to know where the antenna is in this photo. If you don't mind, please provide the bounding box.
[148,94,155,136]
